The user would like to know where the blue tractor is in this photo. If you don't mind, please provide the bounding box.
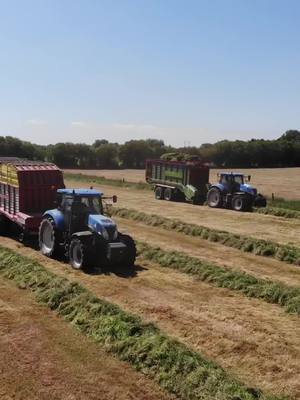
[38,188,136,270]
[207,172,266,211]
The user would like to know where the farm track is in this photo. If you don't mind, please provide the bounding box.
[0,278,172,400]
[66,179,300,247]
[1,237,300,398]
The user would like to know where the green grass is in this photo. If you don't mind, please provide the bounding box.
[64,172,151,191]
[255,207,300,219]
[268,198,300,212]
[112,207,300,265]
[137,242,300,315]
[0,245,286,400]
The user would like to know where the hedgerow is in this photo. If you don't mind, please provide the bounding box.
[0,245,285,400]
[112,207,300,266]
[64,172,151,191]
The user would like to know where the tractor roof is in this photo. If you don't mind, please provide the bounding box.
[57,188,103,196]
[219,172,244,176]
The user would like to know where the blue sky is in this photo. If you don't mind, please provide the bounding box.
[0,0,299,146]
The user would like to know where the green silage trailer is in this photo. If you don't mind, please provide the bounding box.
[145,159,209,204]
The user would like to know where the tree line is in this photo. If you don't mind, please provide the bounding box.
[0,130,299,168]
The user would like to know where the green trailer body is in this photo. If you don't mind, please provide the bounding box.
[145,159,209,203]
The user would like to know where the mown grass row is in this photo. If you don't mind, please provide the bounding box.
[137,242,300,315]
[112,207,300,265]
[0,246,283,400]
[64,172,151,190]
[268,198,300,212]
[255,206,300,219]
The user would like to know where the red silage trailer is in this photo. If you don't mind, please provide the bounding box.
[0,158,64,235]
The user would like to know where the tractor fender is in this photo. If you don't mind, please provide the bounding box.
[43,209,65,231]
[210,183,226,193]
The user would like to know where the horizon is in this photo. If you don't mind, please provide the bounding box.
[1,0,300,147]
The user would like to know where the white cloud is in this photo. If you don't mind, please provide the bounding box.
[111,123,158,132]
[71,121,87,127]
[27,119,48,126]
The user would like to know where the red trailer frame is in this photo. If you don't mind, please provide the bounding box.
[0,158,64,233]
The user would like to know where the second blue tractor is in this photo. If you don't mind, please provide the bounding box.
[207,172,266,211]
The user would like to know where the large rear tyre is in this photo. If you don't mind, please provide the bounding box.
[119,234,136,268]
[207,188,222,208]
[39,218,61,257]
[155,186,164,200]
[232,195,251,212]
[69,238,92,270]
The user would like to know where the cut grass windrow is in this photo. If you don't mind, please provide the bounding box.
[137,242,300,315]
[255,207,300,220]
[0,246,285,400]
[64,172,151,190]
[112,207,300,266]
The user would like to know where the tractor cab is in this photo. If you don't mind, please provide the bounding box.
[56,189,104,233]
[217,173,250,194]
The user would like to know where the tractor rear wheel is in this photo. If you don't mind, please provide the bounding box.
[69,238,92,270]
[232,195,251,212]
[164,187,173,201]
[155,186,164,200]
[207,188,222,208]
[119,234,136,268]
[39,218,61,257]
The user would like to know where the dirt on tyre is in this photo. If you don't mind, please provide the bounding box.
[39,218,62,257]
[207,188,222,208]
[155,186,164,200]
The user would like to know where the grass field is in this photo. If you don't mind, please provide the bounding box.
[1,169,300,399]
[65,167,300,200]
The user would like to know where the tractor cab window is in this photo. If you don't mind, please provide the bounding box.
[220,175,229,185]
[233,175,244,185]
[78,196,103,214]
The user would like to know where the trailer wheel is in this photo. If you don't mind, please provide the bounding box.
[164,187,173,201]
[155,186,164,200]
[207,188,222,208]
[69,238,91,270]
[118,234,136,268]
[0,215,9,236]
[232,195,251,212]
[39,218,61,257]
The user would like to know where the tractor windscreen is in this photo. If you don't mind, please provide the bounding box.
[233,175,244,185]
[79,196,103,214]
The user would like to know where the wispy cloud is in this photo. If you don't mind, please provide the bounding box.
[27,119,48,126]
[111,123,158,132]
[71,121,87,127]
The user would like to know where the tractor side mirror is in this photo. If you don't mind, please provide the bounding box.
[112,195,117,203]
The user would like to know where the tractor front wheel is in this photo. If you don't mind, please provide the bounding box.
[69,238,92,270]
[232,195,251,212]
[119,234,136,268]
[207,188,222,208]
[39,218,61,257]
